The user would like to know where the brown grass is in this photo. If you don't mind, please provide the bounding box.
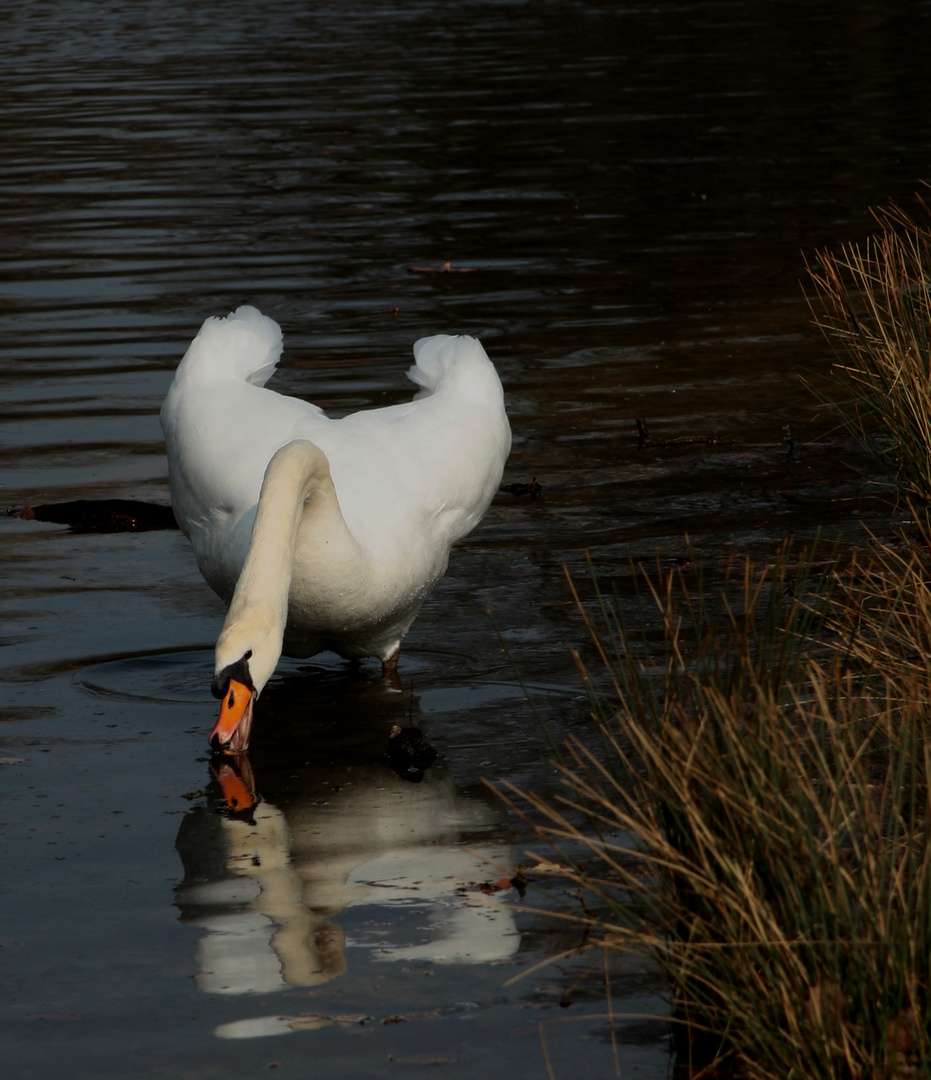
[808,193,931,509]
[496,196,931,1078]
[497,544,931,1078]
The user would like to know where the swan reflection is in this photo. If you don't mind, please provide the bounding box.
[175,687,519,1004]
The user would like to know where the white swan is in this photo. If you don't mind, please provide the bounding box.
[160,306,511,751]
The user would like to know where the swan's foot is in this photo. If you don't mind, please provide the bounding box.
[381,648,402,691]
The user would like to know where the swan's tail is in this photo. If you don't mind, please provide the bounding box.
[408,334,492,397]
[178,305,284,388]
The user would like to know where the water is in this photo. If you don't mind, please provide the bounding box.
[2,1,931,1076]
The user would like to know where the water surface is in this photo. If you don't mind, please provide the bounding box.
[2,2,931,1077]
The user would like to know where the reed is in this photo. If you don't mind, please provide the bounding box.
[808,194,931,509]
[498,543,931,1078]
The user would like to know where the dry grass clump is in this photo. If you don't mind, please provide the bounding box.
[494,196,931,1076]
[498,545,931,1078]
[808,194,931,508]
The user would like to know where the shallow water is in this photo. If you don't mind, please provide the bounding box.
[2,2,931,1077]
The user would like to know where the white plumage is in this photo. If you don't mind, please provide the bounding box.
[160,306,510,749]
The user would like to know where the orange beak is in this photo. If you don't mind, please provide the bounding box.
[208,678,255,753]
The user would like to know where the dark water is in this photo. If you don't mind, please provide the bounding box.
[3,2,931,1077]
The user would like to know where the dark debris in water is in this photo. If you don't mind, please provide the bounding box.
[459,863,528,898]
[636,417,732,451]
[500,476,543,500]
[7,499,178,533]
[635,417,807,460]
[408,261,478,273]
[386,724,438,783]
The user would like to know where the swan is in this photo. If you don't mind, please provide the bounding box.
[160,306,511,752]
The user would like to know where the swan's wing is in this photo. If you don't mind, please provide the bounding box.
[170,305,311,393]
[324,335,511,554]
[406,334,461,397]
[161,308,331,579]
[161,306,329,515]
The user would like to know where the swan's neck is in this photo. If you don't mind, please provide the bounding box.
[215,439,361,694]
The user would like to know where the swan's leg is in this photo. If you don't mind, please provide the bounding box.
[381,648,400,675]
[381,648,401,690]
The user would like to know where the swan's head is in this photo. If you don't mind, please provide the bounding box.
[209,651,256,753]
[209,602,287,752]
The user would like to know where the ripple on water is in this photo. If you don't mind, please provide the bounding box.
[75,650,212,704]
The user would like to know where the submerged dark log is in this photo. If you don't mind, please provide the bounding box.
[8,499,178,533]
